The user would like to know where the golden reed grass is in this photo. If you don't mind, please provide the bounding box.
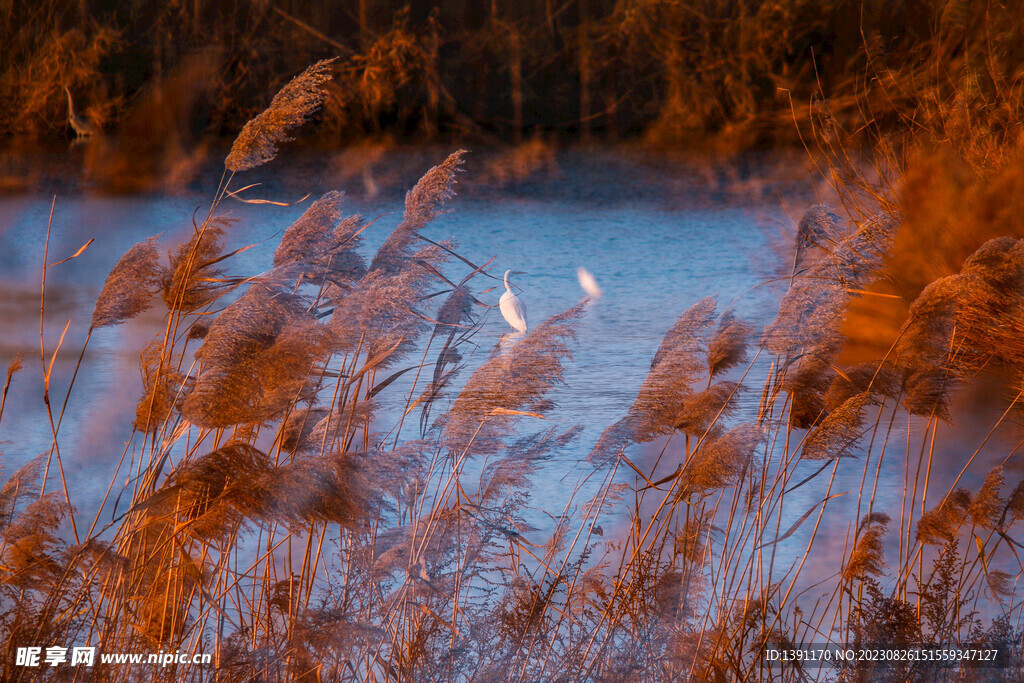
[3,57,1024,683]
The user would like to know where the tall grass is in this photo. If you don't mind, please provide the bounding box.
[3,59,1024,682]
[3,1,1022,151]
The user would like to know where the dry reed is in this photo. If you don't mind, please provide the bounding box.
[225,59,337,172]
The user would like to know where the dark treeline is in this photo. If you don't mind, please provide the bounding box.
[2,0,1022,150]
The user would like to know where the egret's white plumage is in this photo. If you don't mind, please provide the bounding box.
[499,269,528,333]
[577,267,602,297]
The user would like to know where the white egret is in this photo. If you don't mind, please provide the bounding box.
[577,267,602,297]
[64,85,100,138]
[499,270,528,333]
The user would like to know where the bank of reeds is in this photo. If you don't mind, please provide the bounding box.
[2,58,1024,682]
[3,0,1022,154]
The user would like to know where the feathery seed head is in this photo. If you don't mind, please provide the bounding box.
[631,297,718,440]
[91,237,164,328]
[844,512,889,582]
[824,361,898,412]
[280,407,330,454]
[225,59,337,172]
[781,354,834,429]
[678,424,763,498]
[801,391,870,460]
[162,220,230,312]
[795,205,842,258]
[250,452,376,528]
[330,242,450,364]
[433,284,475,339]
[968,466,1004,530]
[916,488,972,544]
[707,311,752,377]
[674,381,741,437]
[274,191,367,284]
[369,151,466,274]
[182,284,328,427]
[444,302,584,454]
[1004,478,1024,526]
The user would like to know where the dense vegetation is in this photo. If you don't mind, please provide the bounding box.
[3,0,1023,151]
[3,2,1024,680]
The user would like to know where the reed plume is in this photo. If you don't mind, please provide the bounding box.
[183,283,329,427]
[162,218,230,312]
[916,489,972,544]
[826,210,898,287]
[329,151,465,365]
[1,493,70,588]
[186,321,209,340]
[0,355,22,430]
[225,59,337,172]
[673,381,740,436]
[250,451,377,528]
[985,570,1013,601]
[767,208,897,429]
[844,513,889,582]
[0,455,45,532]
[765,205,866,357]
[3,356,21,389]
[134,338,185,433]
[823,361,898,412]
[636,297,718,434]
[591,297,719,462]
[588,416,635,466]
[432,284,475,340]
[274,190,367,285]
[1004,479,1024,527]
[897,275,964,419]
[794,204,842,267]
[677,423,762,498]
[329,243,449,364]
[280,407,331,453]
[952,237,1024,371]
[91,237,164,329]
[762,271,846,361]
[780,355,833,429]
[189,280,308,366]
[896,239,1024,418]
[801,391,870,460]
[307,400,378,451]
[478,426,582,504]
[369,150,466,275]
[444,302,585,454]
[968,466,1004,530]
[139,443,271,541]
[707,311,752,378]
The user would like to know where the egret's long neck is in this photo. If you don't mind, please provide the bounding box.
[503,271,511,292]
[65,88,75,117]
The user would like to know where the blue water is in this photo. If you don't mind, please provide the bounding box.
[0,149,1018,592]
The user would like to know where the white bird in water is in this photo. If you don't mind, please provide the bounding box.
[499,270,528,333]
[577,267,602,297]
[64,85,100,138]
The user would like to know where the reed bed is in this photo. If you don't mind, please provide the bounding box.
[2,59,1024,683]
[3,0,1022,155]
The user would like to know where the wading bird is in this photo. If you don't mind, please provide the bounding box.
[577,266,602,297]
[64,85,100,138]
[500,270,528,333]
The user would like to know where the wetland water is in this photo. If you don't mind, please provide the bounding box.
[0,148,1018,577]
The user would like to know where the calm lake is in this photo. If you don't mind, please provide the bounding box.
[0,147,1018,576]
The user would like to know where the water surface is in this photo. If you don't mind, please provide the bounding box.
[0,149,1017,584]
